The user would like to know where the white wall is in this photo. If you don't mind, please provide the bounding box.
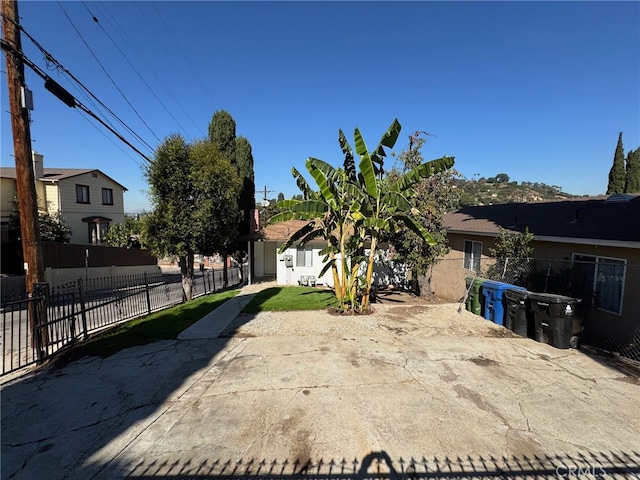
[276,243,335,287]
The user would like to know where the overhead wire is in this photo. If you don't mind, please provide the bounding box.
[0,37,152,164]
[80,1,199,141]
[11,14,156,156]
[55,1,161,148]
[150,2,217,118]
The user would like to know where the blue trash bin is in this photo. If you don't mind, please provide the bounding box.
[482,280,526,325]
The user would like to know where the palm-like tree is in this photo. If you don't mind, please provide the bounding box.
[270,119,454,313]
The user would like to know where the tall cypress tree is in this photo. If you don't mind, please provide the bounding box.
[236,135,256,235]
[607,132,627,194]
[625,148,640,193]
[208,110,236,164]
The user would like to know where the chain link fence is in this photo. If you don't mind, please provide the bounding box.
[478,257,640,363]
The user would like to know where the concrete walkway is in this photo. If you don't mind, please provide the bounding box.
[2,281,640,480]
[178,287,262,339]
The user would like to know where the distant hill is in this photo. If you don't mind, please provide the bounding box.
[449,173,581,210]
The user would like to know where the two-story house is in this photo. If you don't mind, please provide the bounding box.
[0,152,127,245]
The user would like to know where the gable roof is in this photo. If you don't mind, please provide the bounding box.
[0,167,127,191]
[443,195,640,247]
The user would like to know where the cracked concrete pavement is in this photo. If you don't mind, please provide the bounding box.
[2,283,640,479]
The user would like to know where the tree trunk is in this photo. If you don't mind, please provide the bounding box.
[180,252,194,301]
[361,237,378,311]
[223,253,228,287]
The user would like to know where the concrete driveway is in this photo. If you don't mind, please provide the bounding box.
[2,286,639,480]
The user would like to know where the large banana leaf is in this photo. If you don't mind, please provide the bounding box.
[306,158,337,207]
[391,156,454,193]
[338,129,356,182]
[381,191,412,211]
[355,129,379,199]
[362,217,389,230]
[276,199,300,209]
[291,167,314,199]
[372,118,401,161]
[395,214,436,246]
[289,200,329,216]
[318,258,336,279]
[268,211,295,224]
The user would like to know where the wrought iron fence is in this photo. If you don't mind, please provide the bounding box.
[479,257,640,363]
[1,264,248,377]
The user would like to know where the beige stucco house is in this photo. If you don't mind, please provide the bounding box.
[1,152,127,245]
[433,194,639,353]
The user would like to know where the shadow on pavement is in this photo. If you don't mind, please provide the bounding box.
[92,449,640,479]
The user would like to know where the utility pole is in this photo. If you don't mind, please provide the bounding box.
[2,0,45,294]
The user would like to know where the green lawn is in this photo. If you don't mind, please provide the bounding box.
[54,289,239,362]
[242,286,337,313]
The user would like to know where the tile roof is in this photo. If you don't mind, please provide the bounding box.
[443,195,640,244]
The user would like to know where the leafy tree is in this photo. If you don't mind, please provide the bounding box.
[277,192,285,202]
[144,134,242,299]
[607,132,626,194]
[190,140,241,260]
[625,148,640,193]
[271,119,454,313]
[103,223,130,248]
[495,173,509,183]
[9,198,72,243]
[386,131,459,296]
[143,134,197,299]
[485,227,534,285]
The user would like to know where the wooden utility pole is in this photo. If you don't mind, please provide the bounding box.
[2,0,45,294]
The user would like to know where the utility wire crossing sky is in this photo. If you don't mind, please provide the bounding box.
[2,1,638,213]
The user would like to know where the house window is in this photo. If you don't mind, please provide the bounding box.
[88,221,110,244]
[573,254,626,315]
[76,184,90,204]
[102,188,113,205]
[463,240,482,272]
[296,247,313,267]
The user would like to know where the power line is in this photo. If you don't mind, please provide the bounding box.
[150,2,217,114]
[80,2,199,142]
[8,13,156,156]
[56,1,162,146]
[0,38,152,164]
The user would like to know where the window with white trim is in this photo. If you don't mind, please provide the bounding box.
[464,240,482,272]
[573,254,626,315]
[296,247,313,267]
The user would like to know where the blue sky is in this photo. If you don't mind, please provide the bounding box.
[2,1,639,213]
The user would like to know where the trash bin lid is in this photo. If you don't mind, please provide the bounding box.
[482,280,526,292]
[503,288,529,300]
[528,291,580,304]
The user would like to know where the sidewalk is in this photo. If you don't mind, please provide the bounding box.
[178,282,268,339]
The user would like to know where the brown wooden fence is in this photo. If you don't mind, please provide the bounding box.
[42,243,157,269]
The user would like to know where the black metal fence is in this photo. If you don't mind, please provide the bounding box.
[1,265,248,377]
[480,257,640,363]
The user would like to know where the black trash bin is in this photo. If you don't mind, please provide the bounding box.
[528,292,582,349]
[503,289,534,338]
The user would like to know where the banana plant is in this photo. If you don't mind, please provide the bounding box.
[270,119,455,313]
[345,119,455,310]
